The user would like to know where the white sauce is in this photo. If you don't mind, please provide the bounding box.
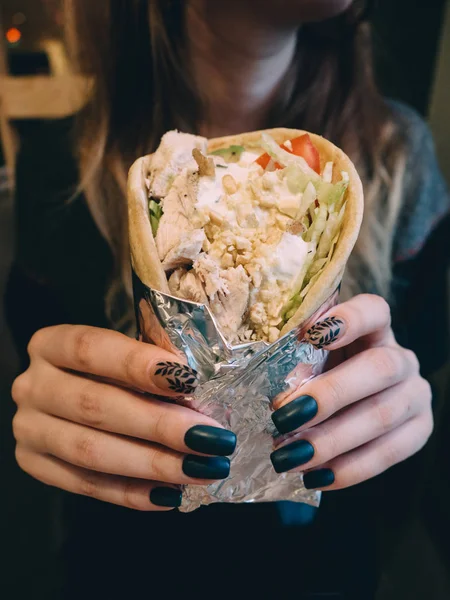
[197,176,223,209]
[269,233,309,285]
[196,162,252,216]
[238,150,261,167]
[224,163,251,185]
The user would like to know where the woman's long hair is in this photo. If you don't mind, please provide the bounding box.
[64,0,406,331]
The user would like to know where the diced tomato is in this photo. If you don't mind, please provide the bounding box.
[255,153,283,170]
[256,152,271,169]
[290,134,321,174]
[255,134,321,173]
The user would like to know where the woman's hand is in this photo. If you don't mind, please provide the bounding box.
[12,325,236,510]
[270,294,433,490]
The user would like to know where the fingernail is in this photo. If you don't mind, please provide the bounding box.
[185,425,236,456]
[272,395,318,434]
[183,455,230,480]
[303,469,335,489]
[270,440,315,474]
[150,487,182,508]
[305,316,345,349]
[152,361,199,395]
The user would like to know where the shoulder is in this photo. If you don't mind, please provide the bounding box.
[386,100,450,262]
[387,100,432,143]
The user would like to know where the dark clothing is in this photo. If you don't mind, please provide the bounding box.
[5,102,450,599]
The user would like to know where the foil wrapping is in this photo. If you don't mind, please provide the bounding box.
[133,272,339,512]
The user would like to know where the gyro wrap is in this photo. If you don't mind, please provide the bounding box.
[128,128,363,511]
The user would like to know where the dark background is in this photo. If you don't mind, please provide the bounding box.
[1,1,450,598]
[372,0,448,117]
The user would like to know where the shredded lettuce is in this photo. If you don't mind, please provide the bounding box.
[322,162,333,183]
[261,133,320,180]
[149,199,163,236]
[286,163,348,207]
[277,157,349,324]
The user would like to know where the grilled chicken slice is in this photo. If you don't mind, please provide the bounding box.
[162,230,206,271]
[168,268,208,304]
[155,171,199,263]
[147,131,207,199]
[209,265,250,340]
[193,253,229,298]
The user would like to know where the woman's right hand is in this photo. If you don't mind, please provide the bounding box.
[12,325,236,510]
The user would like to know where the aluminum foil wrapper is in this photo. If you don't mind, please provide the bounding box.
[133,272,339,512]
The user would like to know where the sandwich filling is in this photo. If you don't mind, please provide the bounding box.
[146,130,348,344]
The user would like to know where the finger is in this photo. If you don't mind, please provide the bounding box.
[272,345,419,432]
[270,376,429,474]
[301,413,434,491]
[14,410,230,485]
[31,364,236,456]
[28,325,199,398]
[304,294,396,351]
[15,447,182,511]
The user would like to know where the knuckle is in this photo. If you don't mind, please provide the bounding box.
[425,410,434,440]
[12,410,31,444]
[27,328,49,357]
[71,327,98,369]
[78,471,101,499]
[14,444,31,473]
[316,374,346,415]
[333,453,363,488]
[123,347,144,385]
[314,423,339,462]
[371,394,398,435]
[403,348,420,373]
[424,411,434,440]
[77,383,105,428]
[11,373,31,405]
[382,442,403,470]
[418,377,432,405]
[152,409,171,444]
[73,432,100,470]
[367,346,403,382]
[375,296,392,326]
[362,295,391,326]
[147,447,167,481]
[122,479,145,511]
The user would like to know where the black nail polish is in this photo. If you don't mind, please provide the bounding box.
[270,440,315,474]
[183,455,230,480]
[272,395,318,434]
[185,425,236,456]
[150,487,182,508]
[303,469,335,489]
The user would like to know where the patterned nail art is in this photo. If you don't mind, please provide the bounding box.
[306,316,344,349]
[154,362,199,394]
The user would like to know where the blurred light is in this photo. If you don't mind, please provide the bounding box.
[12,12,27,26]
[6,28,22,45]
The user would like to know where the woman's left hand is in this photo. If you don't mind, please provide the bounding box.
[270,294,433,490]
